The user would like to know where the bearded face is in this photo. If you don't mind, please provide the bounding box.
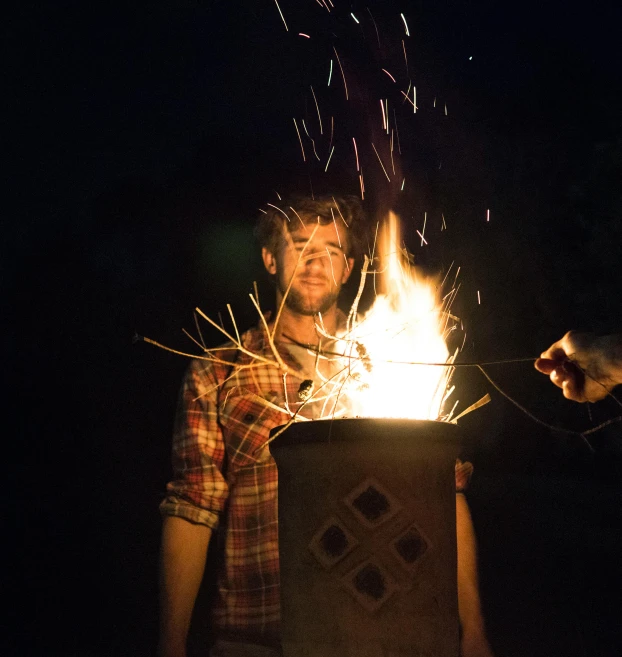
[263,221,354,317]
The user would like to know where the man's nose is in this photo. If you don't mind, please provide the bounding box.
[304,250,327,269]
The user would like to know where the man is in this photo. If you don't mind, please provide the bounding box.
[535,331,622,402]
[159,194,493,657]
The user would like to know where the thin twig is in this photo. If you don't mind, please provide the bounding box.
[476,365,595,453]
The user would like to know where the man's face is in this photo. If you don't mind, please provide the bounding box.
[262,221,355,316]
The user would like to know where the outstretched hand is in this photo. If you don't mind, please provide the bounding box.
[535,331,622,402]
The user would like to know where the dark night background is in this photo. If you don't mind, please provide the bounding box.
[6,1,622,656]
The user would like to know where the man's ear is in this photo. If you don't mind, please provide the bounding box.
[262,247,278,275]
[341,257,355,284]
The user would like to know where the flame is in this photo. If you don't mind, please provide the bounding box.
[346,212,455,420]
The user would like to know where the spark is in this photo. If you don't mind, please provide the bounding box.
[302,119,321,161]
[382,68,396,83]
[414,86,417,113]
[366,8,381,48]
[343,253,351,271]
[487,208,490,222]
[329,116,334,151]
[380,99,387,131]
[351,12,360,24]
[401,79,412,106]
[434,96,436,108]
[401,178,405,190]
[274,190,282,200]
[330,208,342,248]
[359,170,365,200]
[477,290,481,305]
[416,230,428,245]
[421,212,427,246]
[310,85,323,134]
[332,197,348,226]
[385,99,389,134]
[327,59,333,86]
[266,203,290,222]
[445,103,448,116]
[299,33,311,39]
[326,248,338,285]
[289,206,306,228]
[258,208,267,214]
[333,47,349,100]
[393,110,402,154]
[324,145,335,172]
[441,213,447,230]
[293,118,306,162]
[352,137,360,171]
[273,0,289,31]
[469,56,473,60]
[401,13,410,36]
[372,143,391,182]
[400,89,416,109]
[390,130,395,175]
[402,40,409,76]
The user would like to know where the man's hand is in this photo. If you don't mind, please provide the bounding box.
[535,331,622,402]
[460,631,495,657]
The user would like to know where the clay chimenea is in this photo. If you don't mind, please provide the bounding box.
[270,417,461,657]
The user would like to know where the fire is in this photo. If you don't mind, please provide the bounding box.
[346,212,456,421]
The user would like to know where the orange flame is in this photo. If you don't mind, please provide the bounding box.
[347,212,455,420]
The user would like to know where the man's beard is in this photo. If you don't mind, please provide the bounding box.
[280,285,340,316]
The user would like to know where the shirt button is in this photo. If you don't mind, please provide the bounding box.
[243,413,256,424]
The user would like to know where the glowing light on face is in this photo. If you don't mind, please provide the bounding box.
[275,221,351,318]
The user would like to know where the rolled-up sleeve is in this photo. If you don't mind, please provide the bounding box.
[159,358,229,528]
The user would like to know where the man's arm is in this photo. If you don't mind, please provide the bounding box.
[159,516,212,657]
[456,493,494,657]
[159,358,230,657]
[535,331,622,402]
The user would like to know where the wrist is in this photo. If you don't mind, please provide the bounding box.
[158,636,186,657]
[597,334,622,384]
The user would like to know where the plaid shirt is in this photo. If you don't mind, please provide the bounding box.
[160,318,473,645]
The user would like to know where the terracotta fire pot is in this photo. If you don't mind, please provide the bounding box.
[269,418,461,657]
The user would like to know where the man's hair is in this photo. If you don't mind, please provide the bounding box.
[255,194,368,261]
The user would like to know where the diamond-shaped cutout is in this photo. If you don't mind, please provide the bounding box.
[390,523,431,574]
[341,559,398,613]
[309,516,359,570]
[344,477,401,529]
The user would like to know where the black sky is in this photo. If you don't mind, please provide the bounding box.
[6,2,622,656]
